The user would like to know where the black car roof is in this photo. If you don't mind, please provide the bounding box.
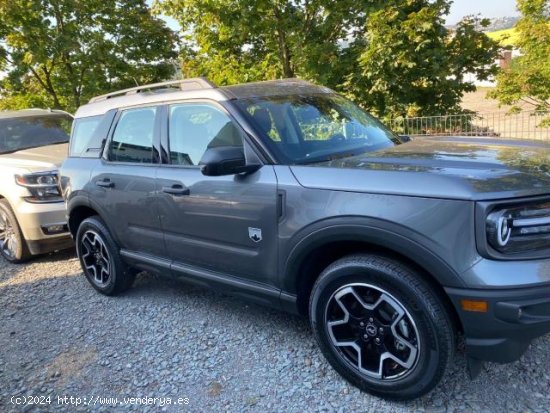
[221,79,334,99]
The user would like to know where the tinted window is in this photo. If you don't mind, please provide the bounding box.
[0,114,71,154]
[169,104,243,166]
[235,94,400,164]
[70,115,103,157]
[109,107,157,163]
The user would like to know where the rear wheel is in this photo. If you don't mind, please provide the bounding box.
[0,199,31,263]
[309,254,454,400]
[76,216,135,295]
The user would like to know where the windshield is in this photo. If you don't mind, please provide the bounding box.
[234,94,400,164]
[0,114,72,154]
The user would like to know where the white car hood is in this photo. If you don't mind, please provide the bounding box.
[0,143,68,172]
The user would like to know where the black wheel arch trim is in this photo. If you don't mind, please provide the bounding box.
[281,216,466,294]
[67,195,123,246]
[67,195,91,233]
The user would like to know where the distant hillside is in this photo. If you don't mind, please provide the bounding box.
[483,16,519,31]
[446,16,518,31]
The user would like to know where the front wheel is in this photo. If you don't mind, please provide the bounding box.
[309,254,454,400]
[76,216,135,295]
[0,199,31,263]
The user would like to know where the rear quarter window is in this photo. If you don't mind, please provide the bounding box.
[70,115,105,157]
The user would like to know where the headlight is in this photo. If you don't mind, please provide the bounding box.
[486,201,550,254]
[15,172,63,203]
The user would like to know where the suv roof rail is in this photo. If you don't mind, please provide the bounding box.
[89,77,216,103]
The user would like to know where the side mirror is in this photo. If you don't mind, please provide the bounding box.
[399,135,412,143]
[199,146,260,176]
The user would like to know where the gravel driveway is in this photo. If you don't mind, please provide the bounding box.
[1,250,549,412]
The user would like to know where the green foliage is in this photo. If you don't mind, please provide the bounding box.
[0,79,51,110]
[489,0,550,125]
[154,0,374,87]
[0,0,178,112]
[0,0,504,119]
[345,0,500,118]
[156,0,500,119]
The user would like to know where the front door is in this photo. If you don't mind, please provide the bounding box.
[156,101,279,285]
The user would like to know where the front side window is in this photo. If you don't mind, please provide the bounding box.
[235,94,400,164]
[169,103,244,166]
[109,107,157,163]
[0,114,72,154]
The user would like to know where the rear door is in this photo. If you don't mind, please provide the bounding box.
[156,101,279,285]
[89,105,165,257]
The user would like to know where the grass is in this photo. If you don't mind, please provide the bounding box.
[486,24,550,47]
[461,88,506,113]
[486,27,520,47]
[459,89,550,139]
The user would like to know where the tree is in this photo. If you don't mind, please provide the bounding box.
[156,0,500,119]
[345,0,500,118]
[488,0,550,125]
[0,0,178,112]
[153,0,374,87]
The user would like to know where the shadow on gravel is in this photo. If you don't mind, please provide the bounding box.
[129,271,307,327]
[34,248,77,263]
[0,249,79,288]
[0,247,76,277]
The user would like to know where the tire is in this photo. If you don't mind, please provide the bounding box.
[0,199,31,263]
[76,216,135,295]
[309,254,454,400]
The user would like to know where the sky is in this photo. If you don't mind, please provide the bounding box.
[447,0,519,24]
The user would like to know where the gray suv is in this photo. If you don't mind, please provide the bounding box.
[60,78,550,400]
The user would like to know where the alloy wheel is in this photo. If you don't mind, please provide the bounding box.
[0,211,18,259]
[325,283,420,381]
[81,230,111,286]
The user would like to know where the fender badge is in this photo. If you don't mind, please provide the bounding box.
[248,227,262,243]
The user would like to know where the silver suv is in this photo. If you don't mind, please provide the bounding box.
[61,79,550,400]
[0,109,73,262]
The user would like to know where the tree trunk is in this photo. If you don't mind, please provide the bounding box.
[277,29,294,78]
[29,66,62,109]
[273,8,294,78]
[41,67,62,109]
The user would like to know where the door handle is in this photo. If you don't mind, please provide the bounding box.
[162,184,190,196]
[96,179,114,188]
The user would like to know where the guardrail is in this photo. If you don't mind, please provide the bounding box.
[389,111,550,140]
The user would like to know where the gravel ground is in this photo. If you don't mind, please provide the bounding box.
[1,250,550,413]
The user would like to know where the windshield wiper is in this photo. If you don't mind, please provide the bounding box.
[296,158,330,165]
[297,150,366,165]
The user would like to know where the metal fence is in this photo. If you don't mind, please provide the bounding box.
[389,111,550,140]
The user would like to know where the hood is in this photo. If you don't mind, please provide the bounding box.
[290,137,550,201]
[0,143,68,172]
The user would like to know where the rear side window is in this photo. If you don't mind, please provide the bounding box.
[109,107,157,163]
[70,115,103,157]
[0,114,71,154]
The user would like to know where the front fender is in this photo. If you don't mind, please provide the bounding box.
[281,216,466,293]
